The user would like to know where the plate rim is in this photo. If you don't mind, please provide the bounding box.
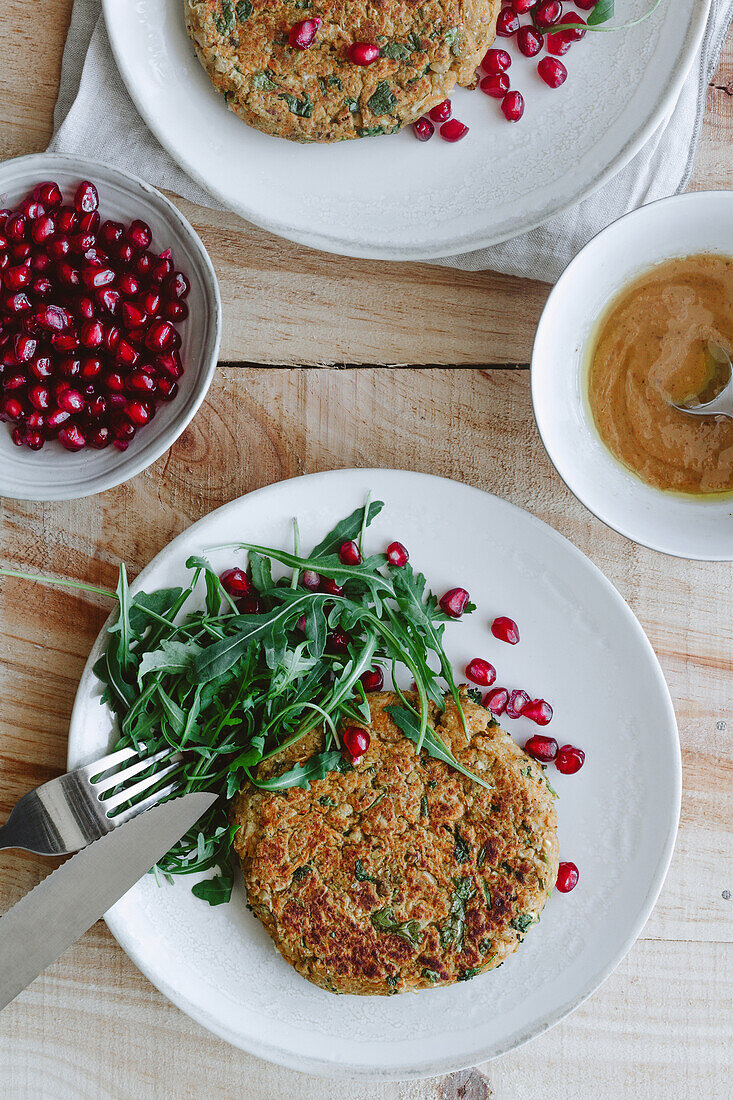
[101,0,711,260]
[67,468,681,1078]
[0,151,222,501]
[531,188,733,562]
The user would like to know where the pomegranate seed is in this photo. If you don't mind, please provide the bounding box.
[47,237,70,261]
[320,577,344,596]
[501,91,525,122]
[86,394,108,418]
[524,734,558,762]
[537,55,567,84]
[514,0,537,10]
[360,668,384,692]
[5,214,27,241]
[11,426,26,446]
[517,25,543,56]
[496,7,520,35]
[79,211,100,235]
[57,207,77,233]
[386,541,409,566]
[12,243,32,261]
[80,320,104,349]
[127,370,157,396]
[29,355,53,379]
[480,73,510,98]
[4,292,32,314]
[484,687,509,715]
[113,440,130,452]
[534,0,563,26]
[328,628,352,653]
[348,42,379,65]
[412,117,435,141]
[46,408,71,431]
[104,371,125,393]
[141,290,161,315]
[491,616,520,644]
[125,399,151,426]
[429,99,452,123]
[76,296,96,321]
[117,242,134,266]
[220,567,251,597]
[57,388,85,414]
[155,351,183,379]
[157,377,178,401]
[4,264,31,291]
[574,0,596,7]
[32,181,62,207]
[26,429,44,450]
[121,301,148,330]
[31,215,56,245]
[342,725,370,763]
[110,412,136,442]
[30,250,52,272]
[57,261,80,287]
[555,744,585,774]
[150,256,173,284]
[339,539,361,565]
[289,17,321,48]
[1,396,24,420]
[301,569,320,590]
[14,334,36,361]
[506,689,530,719]
[522,698,554,725]
[163,299,188,322]
[482,47,512,73]
[440,119,469,142]
[51,333,80,353]
[465,658,497,687]
[74,181,99,213]
[88,425,111,449]
[20,200,45,221]
[105,324,121,353]
[70,230,96,254]
[144,320,175,352]
[116,339,139,368]
[164,271,190,300]
[126,220,152,251]
[101,220,124,247]
[28,384,50,411]
[556,862,579,892]
[80,356,103,380]
[36,304,70,332]
[238,593,260,614]
[554,11,586,40]
[58,423,86,451]
[4,373,26,391]
[57,356,81,378]
[439,587,470,616]
[96,287,121,315]
[81,265,114,289]
[25,411,45,429]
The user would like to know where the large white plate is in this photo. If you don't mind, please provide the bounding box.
[67,469,680,1078]
[102,0,708,260]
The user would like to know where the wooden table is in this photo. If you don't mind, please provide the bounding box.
[1,4,731,1097]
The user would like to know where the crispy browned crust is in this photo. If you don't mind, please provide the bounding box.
[184,0,500,142]
[231,691,559,995]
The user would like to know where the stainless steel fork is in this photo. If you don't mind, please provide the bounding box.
[0,746,184,856]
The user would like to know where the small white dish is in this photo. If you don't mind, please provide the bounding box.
[67,469,680,1079]
[532,190,733,561]
[0,153,221,501]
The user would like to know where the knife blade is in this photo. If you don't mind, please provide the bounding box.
[0,791,217,1011]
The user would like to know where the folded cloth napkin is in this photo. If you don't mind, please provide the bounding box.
[50,0,731,282]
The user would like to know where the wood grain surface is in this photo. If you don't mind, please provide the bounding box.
[0,2,732,1098]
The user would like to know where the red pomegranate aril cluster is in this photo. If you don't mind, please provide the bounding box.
[0,179,190,453]
[342,725,370,764]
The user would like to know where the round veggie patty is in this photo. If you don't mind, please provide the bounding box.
[184,0,500,142]
[231,690,559,995]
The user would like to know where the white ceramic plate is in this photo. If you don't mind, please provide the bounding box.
[102,0,709,260]
[0,154,221,501]
[67,469,679,1078]
[532,191,733,561]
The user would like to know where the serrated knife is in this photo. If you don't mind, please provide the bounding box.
[0,791,217,1011]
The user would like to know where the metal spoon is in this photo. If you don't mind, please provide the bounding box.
[670,342,733,419]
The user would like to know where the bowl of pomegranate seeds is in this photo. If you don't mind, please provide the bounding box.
[0,154,220,500]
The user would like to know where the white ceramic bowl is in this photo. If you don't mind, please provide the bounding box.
[0,154,221,500]
[532,191,733,561]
